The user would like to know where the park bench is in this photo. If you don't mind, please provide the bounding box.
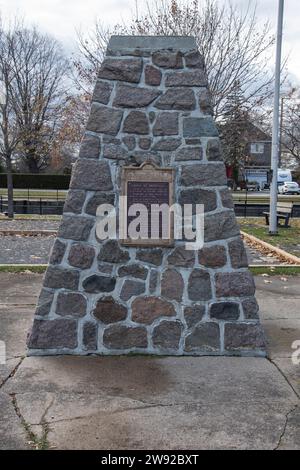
[263,202,293,228]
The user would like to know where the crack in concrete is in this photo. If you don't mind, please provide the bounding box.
[10,393,50,450]
[268,357,300,400]
[274,404,298,450]
[0,356,25,390]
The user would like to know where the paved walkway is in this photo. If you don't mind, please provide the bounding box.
[0,273,299,450]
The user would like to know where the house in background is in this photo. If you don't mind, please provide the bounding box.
[242,122,272,189]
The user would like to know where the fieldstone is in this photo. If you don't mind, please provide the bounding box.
[184,305,205,328]
[28,319,77,350]
[126,151,161,167]
[56,292,87,317]
[185,138,201,145]
[242,297,260,320]
[35,289,54,317]
[198,88,213,115]
[85,192,115,216]
[179,188,217,213]
[155,88,196,110]
[92,80,113,105]
[198,245,227,268]
[98,240,130,263]
[123,135,136,150]
[188,269,212,301]
[215,272,256,297]
[103,324,148,349]
[204,211,239,242]
[103,143,127,160]
[165,70,207,87]
[153,112,179,136]
[70,159,113,191]
[97,263,114,274]
[210,302,240,321]
[167,246,195,268]
[120,280,146,301]
[98,58,142,83]
[206,138,222,161]
[82,275,116,294]
[224,323,266,351]
[68,243,95,269]
[145,64,162,85]
[79,134,101,159]
[83,322,97,350]
[86,104,123,135]
[152,50,183,68]
[118,264,148,280]
[44,266,79,290]
[180,163,227,186]
[92,296,127,324]
[185,323,220,353]
[58,215,94,241]
[139,137,151,150]
[49,239,66,265]
[152,138,181,151]
[132,297,176,325]
[220,188,234,209]
[149,269,158,294]
[136,248,163,266]
[183,117,219,137]
[175,147,203,161]
[113,84,160,108]
[63,190,86,214]
[152,320,183,350]
[123,111,149,134]
[161,269,184,302]
[184,50,204,68]
[228,238,248,269]
[103,136,121,145]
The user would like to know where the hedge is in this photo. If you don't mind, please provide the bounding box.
[0,173,71,190]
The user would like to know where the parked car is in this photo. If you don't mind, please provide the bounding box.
[246,181,260,191]
[278,182,300,195]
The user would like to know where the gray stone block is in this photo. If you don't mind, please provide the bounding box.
[188,269,212,301]
[155,88,196,110]
[103,143,127,160]
[85,192,115,217]
[86,104,123,135]
[206,138,222,161]
[35,289,54,317]
[58,215,94,241]
[82,275,116,294]
[242,297,260,320]
[228,238,249,269]
[63,190,86,214]
[44,266,80,291]
[68,243,95,269]
[120,280,146,301]
[184,50,205,68]
[79,134,101,159]
[136,248,163,266]
[152,320,183,350]
[179,188,217,213]
[224,323,266,352]
[180,163,227,187]
[210,302,240,321]
[70,159,113,191]
[145,64,162,86]
[92,80,113,105]
[118,264,148,280]
[113,84,160,108]
[185,322,220,353]
[28,319,78,350]
[131,297,176,325]
[123,111,149,134]
[98,58,142,83]
[83,322,98,350]
[152,138,181,151]
[204,211,240,242]
[165,70,207,87]
[175,146,203,161]
[98,240,130,264]
[215,272,256,298]
[183,117,219,137]
[56,292,87,317]
[161,269,184,302]
[103,324,148,349]
[198,245,227,268]
[92,296,127,324]
[152,50,183,68]
[153,112,179,136]
[49,239,66,265]
[167,246,195,268]
[184,305,205,328]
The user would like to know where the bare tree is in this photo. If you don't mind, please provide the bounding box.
[74,0,276,119]
[281,87,300,164]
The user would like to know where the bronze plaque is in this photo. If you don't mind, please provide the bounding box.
[120,162,174,247]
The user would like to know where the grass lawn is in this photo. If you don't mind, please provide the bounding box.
[0,189,67,200]
[238,217,300,258]
[0,214,61,220]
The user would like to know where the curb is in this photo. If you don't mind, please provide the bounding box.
[241,230,300,265]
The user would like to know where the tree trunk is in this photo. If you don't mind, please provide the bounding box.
[5,155,14,219]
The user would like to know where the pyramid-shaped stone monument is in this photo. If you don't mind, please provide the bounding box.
[28,36,266,356]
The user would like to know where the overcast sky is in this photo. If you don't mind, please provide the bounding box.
[0,0,299,82]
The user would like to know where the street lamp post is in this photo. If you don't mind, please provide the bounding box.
[269,0,285,235]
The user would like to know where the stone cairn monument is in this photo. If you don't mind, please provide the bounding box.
[28,36,266,356]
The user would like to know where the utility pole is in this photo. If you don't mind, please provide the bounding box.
[269,0,285,235]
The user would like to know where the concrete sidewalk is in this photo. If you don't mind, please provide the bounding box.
[0,273,299,450]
